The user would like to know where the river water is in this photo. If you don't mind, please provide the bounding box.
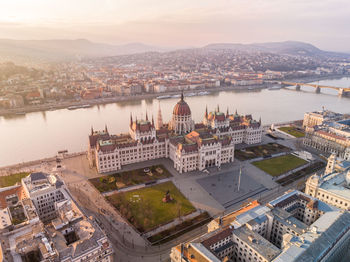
[0,77,349,167]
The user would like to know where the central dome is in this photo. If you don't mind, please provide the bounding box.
[173,93,191,116]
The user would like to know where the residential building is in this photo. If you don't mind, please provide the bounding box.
[0,173,113,262]
[303,113,350,160]
[170,190,350,262]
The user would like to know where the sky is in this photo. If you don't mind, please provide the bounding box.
[0,0,349,52]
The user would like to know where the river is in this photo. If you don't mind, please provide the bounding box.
[0,77,349,167]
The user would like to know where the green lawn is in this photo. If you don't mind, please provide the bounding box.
[235,143,291,161]
[0,172,29,188]
[89,165,172,193]
[278,126,305,138]
[106,181,196,232]
[252,154,308,177]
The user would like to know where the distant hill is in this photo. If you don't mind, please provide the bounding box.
[0,39,168,62]
[203,41,350,59]
[1,39,349,63]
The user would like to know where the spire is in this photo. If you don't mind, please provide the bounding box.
[226,107,229,117]
[181,90,184,101]
[91,126,94,135]
[259,117,261,124]
[156,102,163,130]
[146,110,148,121]
[205,105,208,118]
[130,113,133,126]
[152,115,154,126]
[105,124,108,133]
[235,109,238,115]
[217,104,220,112]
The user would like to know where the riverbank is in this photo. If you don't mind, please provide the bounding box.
[0,84,268,116]
[2,74,346,117]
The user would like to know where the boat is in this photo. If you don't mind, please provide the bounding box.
[67,104,91,110]
[197,91,210,96]
[186,92,196,97]
[156,95,173,99]
[268,86,282,90]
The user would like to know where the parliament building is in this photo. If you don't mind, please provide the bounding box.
[88,94,263,174]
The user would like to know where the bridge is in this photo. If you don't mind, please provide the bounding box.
[279,81,350,97]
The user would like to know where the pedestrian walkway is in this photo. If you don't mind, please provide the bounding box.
[143,210,202,238]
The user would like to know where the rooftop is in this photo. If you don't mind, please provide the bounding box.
[319,171,350,201]
[274,211,350,262]
[234,226,281,261]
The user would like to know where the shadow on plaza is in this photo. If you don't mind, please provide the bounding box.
[196,169,267,209]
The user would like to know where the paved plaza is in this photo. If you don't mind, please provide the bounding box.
[196,167,267,209]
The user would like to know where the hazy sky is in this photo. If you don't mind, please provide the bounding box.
[1,0,349,51]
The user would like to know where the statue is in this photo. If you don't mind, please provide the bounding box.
[162,190,173,203]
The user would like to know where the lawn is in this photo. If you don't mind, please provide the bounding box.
[278,126,305,138]
[235,143,291,161]
[106,181,196,232]
[147,212,211,245]
[252,154,308,177]
[89,165,172,193]
[0,172,29,188]
[276,161,325,186]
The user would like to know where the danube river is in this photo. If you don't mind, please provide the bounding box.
[0,77,349,167]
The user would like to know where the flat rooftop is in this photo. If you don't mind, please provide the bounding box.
[233,225,281,261]
[320,172,350,201]
[274,211,350,262]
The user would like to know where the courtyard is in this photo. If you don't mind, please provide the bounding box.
[278,126,305,138]
[235,143,291,161]
[252,154,308,177]
[89,164,172,193]
[0,172,29,188]
[105,181,196,233]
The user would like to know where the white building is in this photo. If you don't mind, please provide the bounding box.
[303,112,350,160]
[21,172,68,222]
[1,172,113,262]
[305,154,350,210]
[170,190,350,262]
[88,95,262,174]
[303,109,343,128]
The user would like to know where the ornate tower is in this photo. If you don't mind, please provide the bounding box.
[156,102,163,130]
[325,153,336,175]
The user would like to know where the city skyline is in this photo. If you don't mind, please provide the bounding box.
[1,0,350,52]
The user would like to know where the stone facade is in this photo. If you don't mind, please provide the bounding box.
[88,96,263,174]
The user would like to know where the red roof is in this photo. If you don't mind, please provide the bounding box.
[316,130,347,141]
[173,96,191,116]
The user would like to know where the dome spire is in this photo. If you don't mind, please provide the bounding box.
[181,90,184,101]
[205,105,208,118]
